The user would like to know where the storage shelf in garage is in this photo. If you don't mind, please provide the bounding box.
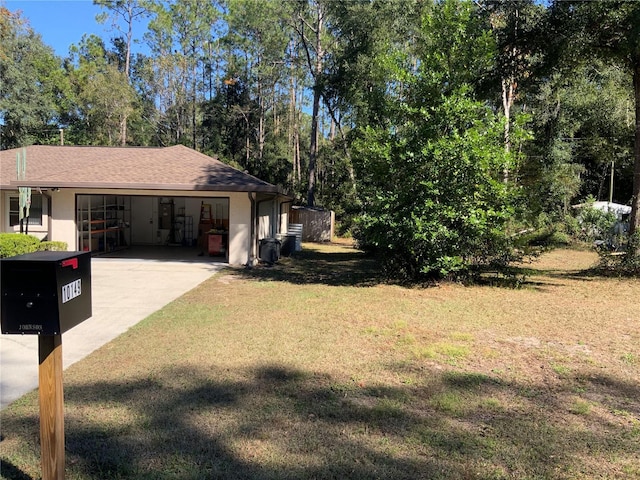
[77,195,130,253]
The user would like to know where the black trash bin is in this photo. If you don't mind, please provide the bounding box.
[259,238,281,263]
[278,235,296,257]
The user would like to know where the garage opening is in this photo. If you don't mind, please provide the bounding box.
[77,195,229,260]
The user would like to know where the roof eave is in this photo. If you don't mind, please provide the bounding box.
[8,180,282,193]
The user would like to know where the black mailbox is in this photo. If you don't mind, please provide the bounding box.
[1,251,92,335]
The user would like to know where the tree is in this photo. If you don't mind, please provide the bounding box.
[350,1,519,279]
[95,0,151,145]
[289,0,330,207]
[0,7,66,148]
[548,1,640,244]
[65,34,137,145]
[145,0,220,149]
[521,61,634,220]
[352,91,515,279]
[226,0,290,180]
[482,0,544,181]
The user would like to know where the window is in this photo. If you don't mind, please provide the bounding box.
[9,194,43,226]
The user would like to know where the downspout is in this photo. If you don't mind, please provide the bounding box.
[279,198,294,235]
[248,192,256,266]
[256,194,278,236]
[254,193,280,264]
[40,188,53,242]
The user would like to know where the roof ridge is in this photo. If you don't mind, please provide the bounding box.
[1,144,283,193]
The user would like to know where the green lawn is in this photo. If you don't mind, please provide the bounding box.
[1,242,639,479]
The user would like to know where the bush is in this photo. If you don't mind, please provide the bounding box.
[0,234,68,258]
[576,207,617,243]
[38,241,68,252]
[515,227,573,249]
[0,233,41,258]
[595,232,640,276]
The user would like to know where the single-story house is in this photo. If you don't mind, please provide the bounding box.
[0,145,292,265]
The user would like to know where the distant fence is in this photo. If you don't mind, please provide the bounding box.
[288,207,334,242]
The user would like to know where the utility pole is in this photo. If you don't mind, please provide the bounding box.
[609,160,614,204]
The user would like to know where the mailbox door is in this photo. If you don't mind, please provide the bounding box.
[1,293,60,334]
[56,252,92,333]
[1,261,59,334]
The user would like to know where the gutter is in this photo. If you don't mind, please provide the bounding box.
[39,188,53,242]
[253,192,281,263]
[279,198,294,235]
[248,192,257,266]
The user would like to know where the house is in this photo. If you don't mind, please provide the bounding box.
[0,145,292,265]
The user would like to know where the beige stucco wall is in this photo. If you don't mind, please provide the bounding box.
[27,188,253,266]
[228,192,252,265]
[50,189,77,247]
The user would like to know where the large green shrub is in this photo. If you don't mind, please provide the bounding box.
[0,234,67,258]
[352,91,520,280]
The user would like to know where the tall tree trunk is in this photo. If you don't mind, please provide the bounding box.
[119,0,135,147]
[629,60,640,242]
[289,42,301,185]
[308,85,320,206]
[501,76,516,182]
[192,45,197,150]
[306,3,324,207]
[257,66,265,165]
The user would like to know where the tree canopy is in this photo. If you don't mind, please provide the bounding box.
[2,0,639,277]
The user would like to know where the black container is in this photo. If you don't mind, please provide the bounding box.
[1,251,92,335]
[259,238,281,264]
[279,235,296,257]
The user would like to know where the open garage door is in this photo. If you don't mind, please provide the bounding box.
[77,195,230,260]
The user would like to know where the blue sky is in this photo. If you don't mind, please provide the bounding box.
[5,0,137,57]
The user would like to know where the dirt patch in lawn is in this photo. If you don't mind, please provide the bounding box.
[1,244,638,479]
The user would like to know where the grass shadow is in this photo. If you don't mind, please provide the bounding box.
[0,461,33,480]
[2,363,638,479]
[238,243,384,287]
[241,243,611,290]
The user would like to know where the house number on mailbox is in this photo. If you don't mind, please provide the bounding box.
[61,279,82,303]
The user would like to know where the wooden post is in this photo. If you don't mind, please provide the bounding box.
[38,335,65,480]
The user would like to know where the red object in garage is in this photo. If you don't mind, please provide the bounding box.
[208,234,223,256]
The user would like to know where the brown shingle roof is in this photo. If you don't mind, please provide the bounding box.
[0,145,280,193]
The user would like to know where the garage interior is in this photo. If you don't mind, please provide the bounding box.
[77,195,230,260]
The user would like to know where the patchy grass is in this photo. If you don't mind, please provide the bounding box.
[1,244,639,479]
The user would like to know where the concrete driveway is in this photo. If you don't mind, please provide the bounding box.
[1,256,225,409]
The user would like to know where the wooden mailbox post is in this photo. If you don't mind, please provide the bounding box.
[1,251,92,480]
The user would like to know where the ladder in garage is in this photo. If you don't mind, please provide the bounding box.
[198,202,213,249]
[200,202,213,224]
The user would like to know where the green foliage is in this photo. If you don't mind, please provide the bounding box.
[37,241,68,252]
[515,227,572,250]
[523,61,634,219]
[63,34,139,146]
[3,0,639,278]
[595,232,640,276]
[575,204,617,244]
[0,234,41,258]
[0,8,67,148]
[352,89,517,280]
[0,234,68,258]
